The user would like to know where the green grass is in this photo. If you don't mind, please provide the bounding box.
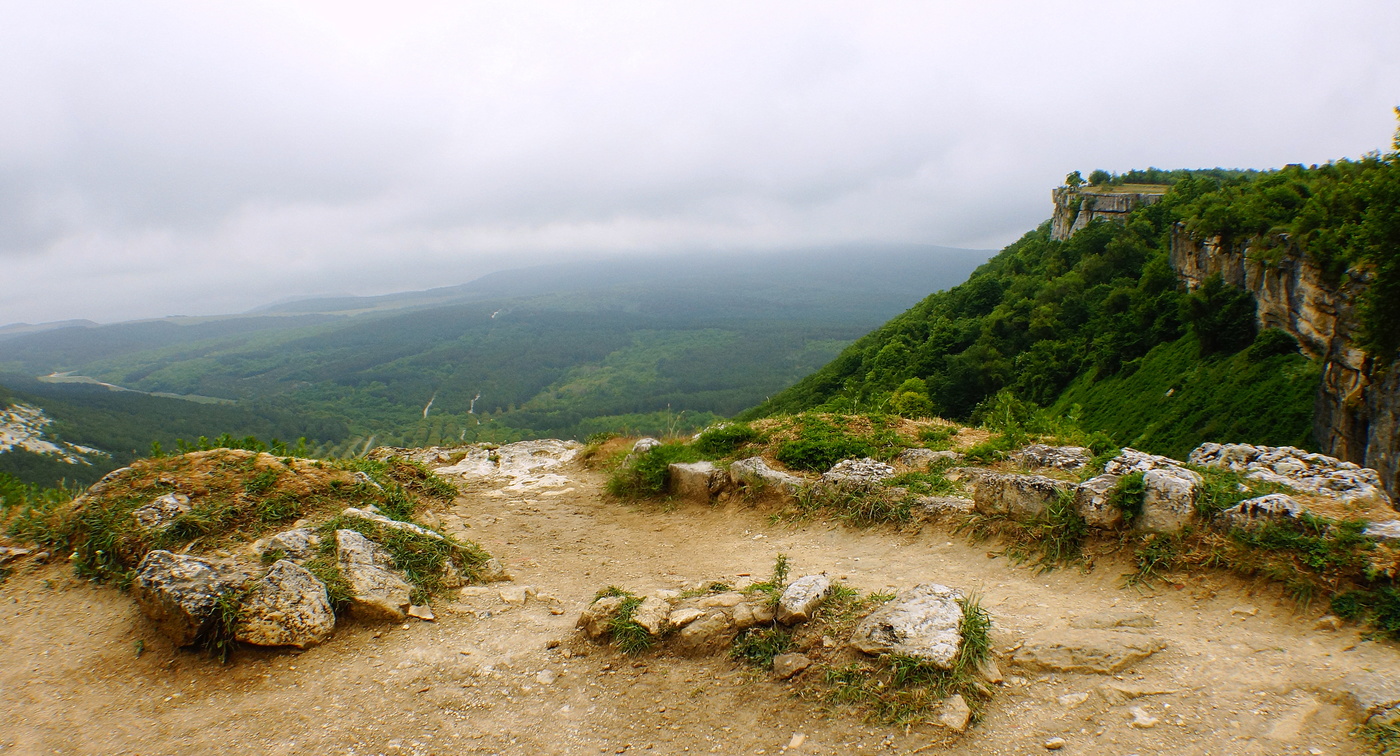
[605,442,703,499]
[774,415,906,472]
[693,422,763,457]
[592,586,656,655]
[957,491,1087,573]
[731,627,794,668]
[319,514,489,605]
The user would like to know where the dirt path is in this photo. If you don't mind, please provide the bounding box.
[2,460,1396,755]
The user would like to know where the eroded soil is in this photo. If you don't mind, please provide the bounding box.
[2,460,1396,755]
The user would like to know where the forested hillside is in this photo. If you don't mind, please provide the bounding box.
[744,128,1400,460]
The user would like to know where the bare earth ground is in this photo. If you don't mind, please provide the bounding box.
[2,460,1398,756]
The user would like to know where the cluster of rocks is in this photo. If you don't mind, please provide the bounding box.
[129,499,496,651]
[1190,442,1392,508]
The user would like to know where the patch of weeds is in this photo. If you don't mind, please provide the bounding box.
[320,515,490,605]
[917,425,957,450]
[961,433,1019,465]
[821,593,994,725]
[886,469,959,497]
[775,416,889,472]
[957,491,1087,573]
[1191,467,1293,521]
[259,547,287,565]
[794,484,912,527]
[256,494,301,523]
[303,544,353,614]
[1332,587,1400,640]
[1125,532,1185,586]
[746,553,791,607]
[693,422,762,457]
[199,588,248,663]
[593,586,654,655]
[1362,720,1400,756]
[731,627,793,668]
[1109,471,1145,524]
[605,442,702,499]
[243,468,280,495]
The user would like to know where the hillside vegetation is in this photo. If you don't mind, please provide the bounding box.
[745,123,1400,455]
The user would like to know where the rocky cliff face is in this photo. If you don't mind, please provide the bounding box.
[1050,186,1167,241]
[1168,227,1397,497]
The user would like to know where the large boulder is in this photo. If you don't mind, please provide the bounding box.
[1073,474,1124,529]
[132,550,250,647]
[131,493,191,530]
[729,457,805,500]
[335,529,412,622]
[1218,494,1305,529]
[964,470,1076,519]
[1012,444,1091,471]
[818,458,896,492]
[776,575,832,625]
[1191,443,1392,508]
[668,461,726,501]
[1138,467,1201,533]
[1012,628,1165,673]
[1104,448,1194,477]
[849,583,965,669]
[233,560,336,649]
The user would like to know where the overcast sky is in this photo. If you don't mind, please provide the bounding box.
[2,1,1397,326]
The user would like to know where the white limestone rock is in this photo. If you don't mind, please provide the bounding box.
[132,550,250,647]
[668,461,725,501]
[233,560,335,649]
[849,583,965,669]
[335,529,412,622]
[776,575,832,626]
[132,493,191,530]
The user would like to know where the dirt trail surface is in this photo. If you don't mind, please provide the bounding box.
[2,456,1397,755]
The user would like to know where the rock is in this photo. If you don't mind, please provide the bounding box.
[477,557,511,582]
[233,560,335,649]
[915,496,975,516]
[1073,474,1124,529]
[407,605,435,621]
[439,560,465,589]
[1129,706,1159,728]
[1138,467,1201,533]
[499,586,529,604]
[850,583,964,668]
[1219,494,1305,529]
[341,507,444,540]
[818,458,896,492]
[1230,605,1258,616]
[1096,681,1178,705]
[1012,444,1091,471]
[976,657,1003,684]
[132,550,249,647]
[668,461,725,501]
[937,694,972,732]
[731,600,775,629]
[1337,671,1400,724]
[776,575,832,626]
[631,595,671,636]
[253,528,321,563]
[1069,611,1156,630]
[577,596,625,641]
[1058,692,1091,708]
[1365,521,1400,541]
[335,529,412,622]
[1104,448,1194,478]
[786,733,807,750]
[535,669,558,685]
[966,470,1076,519]
[432,439,580,490]
[674,611,734,654]
[664,606,704,628]
[729,457,806,500]
[1314,615,1344,631]
[1190,442,1392,507]
[1044,737,1066,750]
[1013,629,1166,674]
[632,437,661,455]
[0,546,33,565]
[896,448,962,470]
[697,591,746,608]
[772,652,812,680]
[132,493,191,529]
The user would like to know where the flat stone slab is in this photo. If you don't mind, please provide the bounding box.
[1013,629,1166,674]
[776,575,832,626]
[850,583,964,668]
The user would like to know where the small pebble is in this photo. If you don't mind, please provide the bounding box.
[1044,737,1066,750]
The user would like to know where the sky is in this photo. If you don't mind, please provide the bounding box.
[2,1,1398,326]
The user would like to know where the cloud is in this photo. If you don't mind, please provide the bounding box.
[1,0,1397,323]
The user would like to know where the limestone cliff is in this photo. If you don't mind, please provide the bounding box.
[1050,185,1168,241]
[1168,228,1397,497]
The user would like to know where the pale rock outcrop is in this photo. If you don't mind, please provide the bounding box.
[1069,611,1156,630]
[233,560,335,649]
[253,527,321,562]
[335,529,412,621]
[914,496,976,516]
[631,437,662,455]
[1366,521,1400,541]
[818,458,895,492]
[850,583,964,669]
[132,493,191,529]
[731,600,776,629]
[1337,671,1400,725]
[1218,494,1305,529]
[1013,628,1166,673]
[1138,467,1201,533]
[895,448,963,470]
[1190,442,1391,508]
[667,607,705,628]
[667,461,726,501]
[576,595,625,641]
[1073,474,1124,529]
[776,575,832,626]
[433,439,580,491]
[132,550,250,647]
[674,611,735,654]
[937,694,972,733]
[1104,448,1196,479]
[962,469,1076,519]
[341,507,445,540]
[631,595,671,636]
[1012,444,1091,471]
[477,557,511,582]
[1052,185,1166,241]
[729,457,805,500]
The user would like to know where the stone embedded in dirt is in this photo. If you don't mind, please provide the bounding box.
[731,600,775,630]
[499,586,531,604]
[964,470,1076,519]
[1044,737,1066,750]
[1219,494,1304,529]
[1069,611,1156,630]
[335,529,412,622]
[1012,444,1091,471]
[1190,442,1391,507]
[1129,706,1159,728]
[895,447,963,470]
[728,457,805,500]
[1013,629,1166,674]
[0,546,33,565]
[674,610,735,654]
[477,557,511,582]
[1337,671,1400,724]
[341,507,444,540]
[407,605,435,621]
[818,457,896,492]
[849,583,964,668]
[1058,692,1090,708]
[131,493,191,529]
[1096,681,1178,705]
[937,694,972,732]
[977,657,1003,683]
[577,595,626,641]
[668,607,705,628]
[696,591,746,608]
[233,560,335,649]
[772,652,812,680]
[776,575,832,626]
[1314,614,1344,631]
[1138,467,1201,533]
[631,595,671,635]
[1365,520,1400,541]
[668,461,725,501]
[253,528,321,563]
[132,550,250,647]
[1073,474,1124,529]
[913,495,975,516]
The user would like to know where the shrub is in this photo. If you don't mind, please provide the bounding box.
[692,423,761,457]
[606,443,702,498]
[1246,328,1300,362]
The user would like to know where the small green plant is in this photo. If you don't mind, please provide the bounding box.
[747,553,791,607]
[774,415,902,472]
[593,586,655,654]
[605,442,702,499]
[958,491,1086,573]
[885,469,959,497]
[1125,532,1184,586]
[244,468,280,495]
[730,627,793,668]
[320,514,489,605]
[1109,471,1146,523]
[1362,720,1400,756]
[200,588,248,663]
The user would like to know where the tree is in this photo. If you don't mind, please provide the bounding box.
[1065,171,1084,188]
[1088,169,1112,186]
